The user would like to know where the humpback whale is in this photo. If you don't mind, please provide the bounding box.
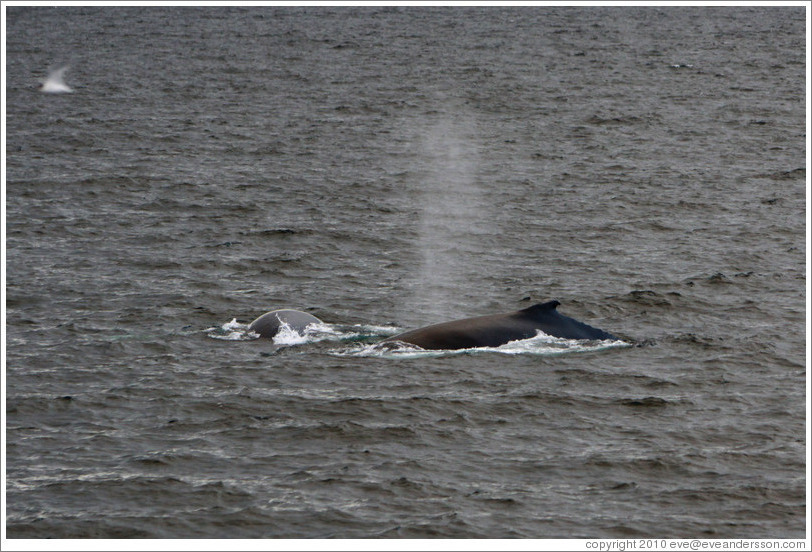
[381,301,616,350]
[249,309,322,339]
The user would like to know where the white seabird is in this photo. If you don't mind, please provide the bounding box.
[39,66,74,94]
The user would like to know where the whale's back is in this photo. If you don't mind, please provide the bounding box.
[383,301,616,350]
[249,309,322,339]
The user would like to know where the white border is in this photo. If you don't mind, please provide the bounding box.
[2,1,810,550]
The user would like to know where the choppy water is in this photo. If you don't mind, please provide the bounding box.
[4,5,807,539]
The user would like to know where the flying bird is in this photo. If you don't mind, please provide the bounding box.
[39,65,74,93]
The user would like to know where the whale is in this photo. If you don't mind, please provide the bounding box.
[249,309,323,339]
[380,300,616,350]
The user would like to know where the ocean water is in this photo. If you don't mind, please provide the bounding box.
[4,6,807,539]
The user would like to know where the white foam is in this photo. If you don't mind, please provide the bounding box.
[205,319,399,345]
[271,320,311,346]
[205,318,254,341]
[338,341,440,359]
[334,330,629,358]
[297,323,400,343]
[489,331,629,356]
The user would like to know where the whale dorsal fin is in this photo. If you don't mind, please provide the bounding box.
[519,300,560,316]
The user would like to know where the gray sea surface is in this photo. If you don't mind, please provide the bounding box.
[4,5,807,539]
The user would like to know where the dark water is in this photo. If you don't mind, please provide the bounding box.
[4,6,807,539]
